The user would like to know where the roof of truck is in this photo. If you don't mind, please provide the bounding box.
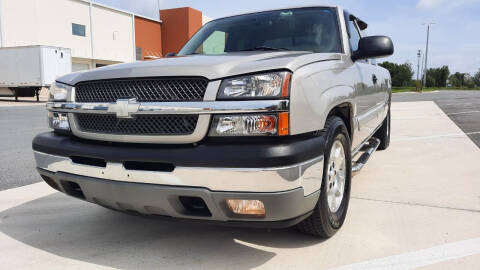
[215,5,340,21]
[210,5,367,30]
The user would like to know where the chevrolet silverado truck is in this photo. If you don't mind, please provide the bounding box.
[33,6,393,237]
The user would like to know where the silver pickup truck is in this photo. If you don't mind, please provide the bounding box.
[33,5,393,237]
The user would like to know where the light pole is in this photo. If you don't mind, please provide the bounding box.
[417,50,422,91]
[417,50,422,81]
[422,23,435,88]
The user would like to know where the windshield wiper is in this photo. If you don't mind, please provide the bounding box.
[240,46,291,52]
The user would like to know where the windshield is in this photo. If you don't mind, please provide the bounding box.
[178,7,343,55]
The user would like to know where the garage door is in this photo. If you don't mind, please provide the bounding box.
[72,63,90,72]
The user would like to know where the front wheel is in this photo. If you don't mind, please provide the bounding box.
[297,116,352,238]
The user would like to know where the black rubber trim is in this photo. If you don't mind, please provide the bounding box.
[141,211,313,229]
[33,132,326,168]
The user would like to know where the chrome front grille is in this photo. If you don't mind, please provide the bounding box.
[75,114,199,136]
[75,77,209,103]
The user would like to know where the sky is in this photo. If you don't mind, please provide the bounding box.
[96,0,480,76]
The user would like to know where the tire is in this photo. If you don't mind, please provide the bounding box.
[297,116,352,238]
[374,106,391,151]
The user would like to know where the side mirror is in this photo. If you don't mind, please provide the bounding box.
[165,52,177,57]
[352,36,394,61]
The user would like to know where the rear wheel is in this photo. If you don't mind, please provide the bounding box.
[374,106,391,150]
[297,116,352,238]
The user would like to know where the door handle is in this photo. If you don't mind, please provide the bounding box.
[372,74,378,84]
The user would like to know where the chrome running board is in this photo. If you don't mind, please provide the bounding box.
[352,138,380,175]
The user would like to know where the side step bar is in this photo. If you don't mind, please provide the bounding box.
[352,138,380,175]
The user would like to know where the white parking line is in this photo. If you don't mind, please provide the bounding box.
[392,131,480,142]
[329,238,480,270]
[447,110,480,116]
[0,182,56,212]
[439,102,480,107]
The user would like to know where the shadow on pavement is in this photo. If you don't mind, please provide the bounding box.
[0,98,45,103]
[0,193,323,269]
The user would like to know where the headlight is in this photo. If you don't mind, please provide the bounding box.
[209,113,289,137]
[48,82,70,102]
[48,111,70,131]
[218,72,291,100]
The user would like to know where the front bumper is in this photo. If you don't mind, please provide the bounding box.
[33,132,326,224]
[38,168,318,226]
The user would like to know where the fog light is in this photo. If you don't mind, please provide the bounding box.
[226,199,266,217]
[48,111,70,131]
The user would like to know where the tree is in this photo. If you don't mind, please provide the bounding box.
[448,75,461,87]
[474,69,480,87]
[464,74,475,88]
[449,72,466,88]
[426,66,450,87]
[379,62,414,87]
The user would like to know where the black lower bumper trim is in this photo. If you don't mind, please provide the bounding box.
[132,211,314,229]
[32,132,326,168]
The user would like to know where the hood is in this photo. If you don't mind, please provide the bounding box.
[58,52,342,85]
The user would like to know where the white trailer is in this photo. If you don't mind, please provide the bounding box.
[0,46,71,101]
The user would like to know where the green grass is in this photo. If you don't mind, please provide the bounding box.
[392,87,480,93]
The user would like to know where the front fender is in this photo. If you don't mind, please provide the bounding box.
[290,66,356,135]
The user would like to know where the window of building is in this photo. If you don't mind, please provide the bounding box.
[72,23,86,37]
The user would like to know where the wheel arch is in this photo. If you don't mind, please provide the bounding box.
[326,102,355,142]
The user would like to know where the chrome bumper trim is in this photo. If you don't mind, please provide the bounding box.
[34,151,323,195]
[47,100,289,115]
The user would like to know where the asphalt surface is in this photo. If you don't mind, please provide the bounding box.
[393,90,480,148]
[0,103,48,191]
[0,90,479,191]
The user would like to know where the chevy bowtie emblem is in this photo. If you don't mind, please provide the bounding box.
[108,98,140,118]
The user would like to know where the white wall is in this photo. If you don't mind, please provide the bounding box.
[92,5,133,63]
[0,0,5,47]
[202,15,212,25]
[1,0,134,63]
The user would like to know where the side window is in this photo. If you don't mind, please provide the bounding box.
[200,31,227,54]
[346,18,361,53]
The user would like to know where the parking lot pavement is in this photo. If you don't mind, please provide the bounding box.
[1,101,479,270]
[0,102,48,191]
[393,90,480,148]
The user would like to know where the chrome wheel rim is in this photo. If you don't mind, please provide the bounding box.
[326,140,346,213]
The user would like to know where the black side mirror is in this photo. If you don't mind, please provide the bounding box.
[165,52,177,57]
[352,36,394,61]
